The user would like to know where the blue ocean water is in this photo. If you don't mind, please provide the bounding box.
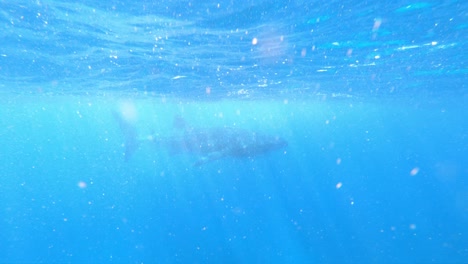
[0,0,466,263]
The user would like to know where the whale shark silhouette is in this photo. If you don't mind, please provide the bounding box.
[114,112,287,166]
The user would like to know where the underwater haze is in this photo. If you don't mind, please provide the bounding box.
[0,0,467,263]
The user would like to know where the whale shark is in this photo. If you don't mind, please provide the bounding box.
[114,112,287,166]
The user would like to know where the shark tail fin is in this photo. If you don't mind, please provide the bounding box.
[113,111,139,161]
[173,115,186,130]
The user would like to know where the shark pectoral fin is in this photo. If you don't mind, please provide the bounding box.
[192,152,226,166]
[193,157,209,167]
